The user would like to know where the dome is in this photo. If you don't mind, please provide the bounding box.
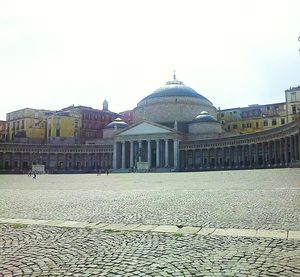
[192,111,218,123]
[140,79,212,104]
[104,118,128,129]
[134,75,217,124]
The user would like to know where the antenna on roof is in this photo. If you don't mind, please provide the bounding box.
[173,69,176,80]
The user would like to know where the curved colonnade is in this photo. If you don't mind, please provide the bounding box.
[0,144,113,173]
[0,121,299,173]
[180,121,300,170]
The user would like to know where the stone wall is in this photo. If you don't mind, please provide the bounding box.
[188,122,222,135]
[134,96,217,123]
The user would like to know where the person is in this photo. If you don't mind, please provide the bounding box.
[106,168,109,176]
[97,169,101,176]
[32,171,37,179]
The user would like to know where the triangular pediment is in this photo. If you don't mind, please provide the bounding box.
[116,121,175,136]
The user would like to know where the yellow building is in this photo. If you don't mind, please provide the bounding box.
[285,86,300,123]
[47,112,79,144]
[218,103,287,134]
[6,108,53,143]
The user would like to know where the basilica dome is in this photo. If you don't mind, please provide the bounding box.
[141,80,211,103]
[134,76,217,124]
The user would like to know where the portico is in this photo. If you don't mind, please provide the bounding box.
[112,121,180,171]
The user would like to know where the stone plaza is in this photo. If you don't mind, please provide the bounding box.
[0,169,300,276]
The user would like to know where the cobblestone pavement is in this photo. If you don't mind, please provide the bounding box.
[0,169,299,230]
[0,224,299,277]
[0,169,300,276]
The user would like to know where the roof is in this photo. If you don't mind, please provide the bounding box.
[192,112,218,123]
[140,79,212,104]
[104,118,128,129]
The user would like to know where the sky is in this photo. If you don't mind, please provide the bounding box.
[0,0,299,120]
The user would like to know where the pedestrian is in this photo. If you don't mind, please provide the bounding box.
[106,168,109,176]
[32,171,37,179]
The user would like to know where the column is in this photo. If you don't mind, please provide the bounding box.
[284,137,288,166]
[293,134,298,161]
[121,141,125,169]
[165,139,169,167]
[147,140,151,166]
[255,143,259,166]
[234,146,237,167]
[298,132,300,161]
[262,142,266,167]
[268,141,271,166]
[138,141,142,162]
[221,147,225,167]
[290,136,294,162]
[130,141,134,168]
[274,140,278,166]
[241,145,245,167]
[249,145,252,167]
[279,139,282,165]
[113,141,117,169]
[156,140,160,167]
[173,140,178,169]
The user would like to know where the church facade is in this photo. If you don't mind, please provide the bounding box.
[0,76,300,173]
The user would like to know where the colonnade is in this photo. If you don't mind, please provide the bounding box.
[180,133,300,170]
[0,144,113,173]
[113,138,179,170]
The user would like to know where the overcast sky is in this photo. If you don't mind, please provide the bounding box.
[0,0,299,120]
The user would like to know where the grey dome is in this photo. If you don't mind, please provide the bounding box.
[192,112,218,123]
[104,118,128,129]
[141,79,212,104]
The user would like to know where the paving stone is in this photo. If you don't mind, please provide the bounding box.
[213,228,257,237]
[197,228,216,236]
[288,231,300,240]
[42,220,66,226]
[256,230,288,239]
[116,224,141,231]
[152,225,179,233]
[99,223,128,230]
[131,225,159,232]
[176,226,201,234]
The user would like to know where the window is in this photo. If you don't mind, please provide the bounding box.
[227,125,231,130]
[267,106,270,111]
[292,106,296,114]
[263,120,268,126]
[247,122,252,128]
[256,122,259,128]
[281,118,285,125]
[291,92,296,102]
[242,123,245,129]
[220,113,224,117]
[233,124,237,129]
[56,129,60,137]
[21,120,24,129]
[233,111,237,114]
[272,120,277,126]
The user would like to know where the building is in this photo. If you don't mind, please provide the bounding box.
[286,86,300,123]
[57,101,119,144]
[218,102,287,134]
[119,110,135,125]
[0,77,299,173]
[0,120,6,142]
[6,108,53,144]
